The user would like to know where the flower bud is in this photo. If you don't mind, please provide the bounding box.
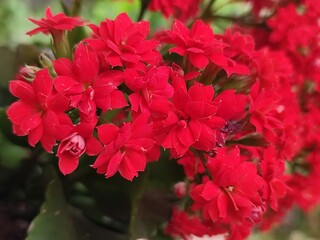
[173,181,187,198]
[39,52,57,77]
[58,132,86,159]
[20,65,41,82]
[247,205,265,223]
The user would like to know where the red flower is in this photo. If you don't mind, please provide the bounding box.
[249,81,283,143]
[57,122,102,175]
[54,43,127,119]
[216,30,253,76]
[124,65,173,113]
[165,208,213,240]
[7,69,71,152]
[86,13,161,70]
[27,7,85,36]
[260,146,287,211]
[148,0,202,22]
[92,113,160,181]
[165,20,227,69]
[151,82,226,158]
[191,147,265,223]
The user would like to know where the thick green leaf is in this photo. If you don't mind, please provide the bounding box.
[0,136,30,169]
[26,167,77,240]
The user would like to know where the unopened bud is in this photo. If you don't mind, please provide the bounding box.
[39,53,56,76]
[173,182,187,198]
[39,53,53,69]
[20,65,41,82]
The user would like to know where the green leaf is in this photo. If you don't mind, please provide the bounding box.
[26,167,77,240]
[128,153,183,239]
[0,136,30,169]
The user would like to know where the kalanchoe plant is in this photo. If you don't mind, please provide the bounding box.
[4,0,320,239]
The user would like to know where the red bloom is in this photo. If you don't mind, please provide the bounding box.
[151,82,226,158]
[124,65,173,113]
[92,113,160,181]
[165,20,227,69]
[54,43,127,119]
[249,81,283,143]
[26,7,85,36]
[165,208,213,240]
[86,13,161,70]
[148,0,202,22]
[57,122,102,175]
[260,146,287,211]
[191,147,265,223]
[7,69,71,152]
[216,30,254,76]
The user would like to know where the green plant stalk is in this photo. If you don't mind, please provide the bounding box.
[129,166,150,240]
[137,0,151,21]
[52,32,71,59]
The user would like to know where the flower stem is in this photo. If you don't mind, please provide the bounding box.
[137,0,151,21]
[129,166,150,240]
[200,0,216,20]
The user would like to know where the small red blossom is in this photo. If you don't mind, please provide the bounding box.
[124,65,173,113]
[54,43,127,119]
[151,82,226,158]
[165,208,214,240]
[249,81,283,143]
[165,20,227,70]
[86,13,161,70]
[27,7,85,36]
[92,113,160,181]
[191,147,265,223]
[260,146,288,211]
[148,0,202,22]
[216,30,254,76]
[7,69,71,152]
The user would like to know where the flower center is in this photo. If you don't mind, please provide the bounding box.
[226,185,234,192]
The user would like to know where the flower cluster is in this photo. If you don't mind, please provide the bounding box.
[6,1,320,239]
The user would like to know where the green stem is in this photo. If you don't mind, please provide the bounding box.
[60,0,83,16]
[129,166,150,240]
[212,14,269,28]
[52,31,71,59]
[137,0,151,21]
[200,0,216,20]
[71,0,83,17]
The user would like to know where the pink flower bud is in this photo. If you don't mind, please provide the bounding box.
[174,182,187,198]
[58,133,86,157]
[57,132,87,175]
[20,65,41,82]
[247,205,265,223]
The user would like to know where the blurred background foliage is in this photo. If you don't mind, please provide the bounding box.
[0,0,319,240]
